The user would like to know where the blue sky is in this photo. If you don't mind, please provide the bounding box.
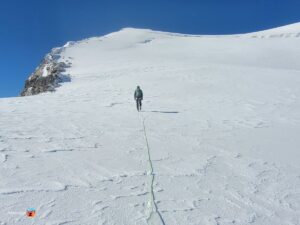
[0,0,300,97]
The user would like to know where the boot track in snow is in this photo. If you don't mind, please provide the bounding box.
[139,113,165,225]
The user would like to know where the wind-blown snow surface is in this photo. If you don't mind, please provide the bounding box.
[1,24,300,225]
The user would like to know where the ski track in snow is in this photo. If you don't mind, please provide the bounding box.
[0,25,300,224]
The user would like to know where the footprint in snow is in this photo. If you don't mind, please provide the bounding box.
[1,154,8,163]
[106,102,123,107]
[43,149,75,153]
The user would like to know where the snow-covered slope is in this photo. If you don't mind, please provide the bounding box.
[247,22,300,38]
[1,24,300,225]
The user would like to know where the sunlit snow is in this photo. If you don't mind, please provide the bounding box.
[0,23,300,225]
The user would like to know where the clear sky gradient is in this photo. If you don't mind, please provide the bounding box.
[0,0,299,97]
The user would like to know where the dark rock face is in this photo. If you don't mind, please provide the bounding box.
[21,47,71,96]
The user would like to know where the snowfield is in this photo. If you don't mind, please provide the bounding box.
[1,23,300,225]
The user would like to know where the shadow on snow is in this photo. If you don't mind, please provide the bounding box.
[147,110,179,114]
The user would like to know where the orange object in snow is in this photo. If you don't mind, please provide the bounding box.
[26,208,36,218]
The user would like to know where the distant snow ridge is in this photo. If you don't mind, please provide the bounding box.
[20,22,300,97]
[247,22,300,38]
[21,47,72,96]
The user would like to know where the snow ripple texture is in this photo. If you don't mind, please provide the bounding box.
[0,24,300,224]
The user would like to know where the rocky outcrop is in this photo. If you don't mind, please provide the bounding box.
[21,47,71,96]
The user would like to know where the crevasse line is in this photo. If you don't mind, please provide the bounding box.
[140,114,165,225]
